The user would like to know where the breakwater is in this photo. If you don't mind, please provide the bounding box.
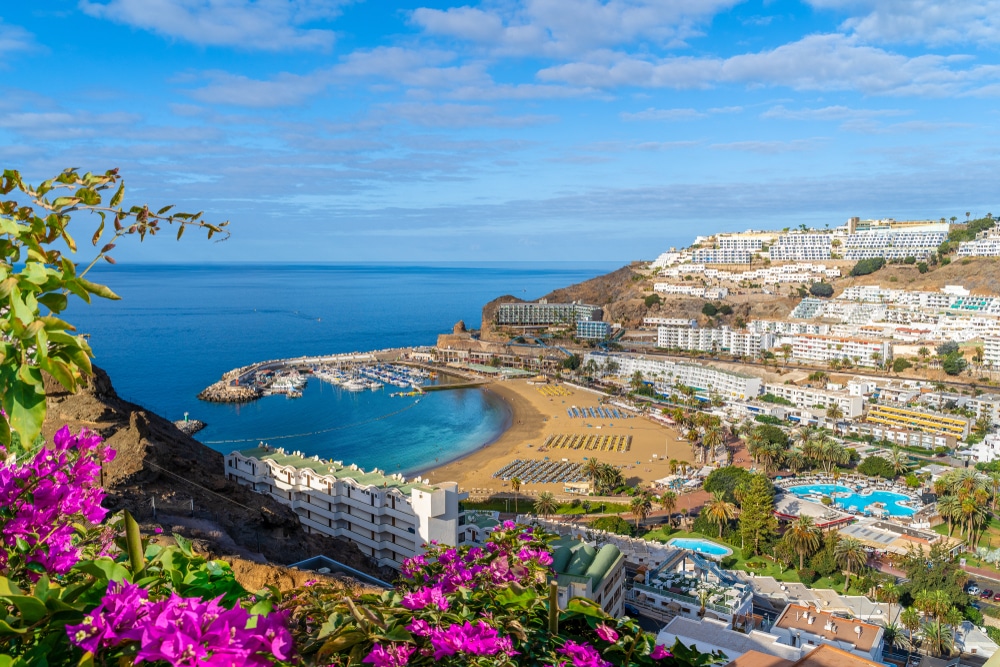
[198,348,430,404]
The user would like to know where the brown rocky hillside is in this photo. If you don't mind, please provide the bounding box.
[42,368,389,580]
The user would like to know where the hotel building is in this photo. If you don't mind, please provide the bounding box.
[226,447,480,570]
[762,384,864,419]
[866,404,971,439]
[496,301,602,326]
[790,335,893,368]
[768,234,834,262]
[842,230,947,260]
[657,326,775,358]
[691,248,753,265]
[644,317,697,328]
[771,604,884,663]
[577,320,612,340]
[550,537,626,617]
[749,320,831,336]
[584,352,763,400]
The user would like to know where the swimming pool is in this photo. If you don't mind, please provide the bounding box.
[667,538,733,558]
[786,484,917,517]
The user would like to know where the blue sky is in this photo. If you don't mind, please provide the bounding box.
[2,1,999,262]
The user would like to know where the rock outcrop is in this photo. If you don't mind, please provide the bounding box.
[43,369,390,580]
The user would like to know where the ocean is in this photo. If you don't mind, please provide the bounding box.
[65,263,621,474]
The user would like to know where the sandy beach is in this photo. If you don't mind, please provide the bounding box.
[423,379,695,499]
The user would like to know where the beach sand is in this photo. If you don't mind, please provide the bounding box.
[423,379,695,498]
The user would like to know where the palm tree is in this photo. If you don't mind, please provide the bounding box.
[511,477,521,513]
[535,492,557,519]
[786,515,821,570]
[888,447,908,478]
[882,622,907,657]
[704,491,738,538]
[944,606,964,644]
[786,450,806,475]
[834,537,867,591]
[937,494,961,535]
[630,492,653,531]
[660,491,677,520]
[922,620,954,657]
[901,607,921,661]
[584,458,603,489]
[702,425,725,464]
[825,404,844,422]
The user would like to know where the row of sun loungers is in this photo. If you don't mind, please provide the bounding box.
[542,433,632,453]
[492,459,588,484]
[565,406,631,419]
[536,385,572,397]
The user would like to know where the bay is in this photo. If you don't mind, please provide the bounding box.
[65,262,620,474]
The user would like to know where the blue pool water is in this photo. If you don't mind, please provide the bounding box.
[786,484,917,517]
[667,538,733,558]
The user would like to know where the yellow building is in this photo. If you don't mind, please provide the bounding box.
[866,404,970,439]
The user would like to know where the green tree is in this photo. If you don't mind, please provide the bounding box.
[644,293,661,308]
[809,282,834,298]
[701,302,718,317]
[892,358,912,374]
[834,537,867,591]
[704,491,738,538]
[857,455,896,479]
[0,168,227,446]
[535,491,557,518]
[786,515,822,570]
[510,477,521,513]
[659,491,677,520]
[629,492,653,531]
[738,473,778,556]
[704,466,753,504]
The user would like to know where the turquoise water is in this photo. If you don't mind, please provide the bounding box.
[786,484,917,517]
[667,538,733,557]
[64,263,620,473]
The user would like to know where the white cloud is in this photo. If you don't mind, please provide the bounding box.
[808,0,1000,47]
[411,0,742,58]
[78,0,349,51]
[761,105,908,121]
[620,107,704,121]
[710,139,823,153]
[0,20,35,58]
[538,34,1000,96]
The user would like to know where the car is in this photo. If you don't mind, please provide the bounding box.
[981,589,993,599]
[968,584,981,595]
[992,592,1000,602]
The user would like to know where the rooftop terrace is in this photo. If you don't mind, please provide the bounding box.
[237,446,437,494]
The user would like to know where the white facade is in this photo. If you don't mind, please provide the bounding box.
[843,231,946,260]
[769,234,834,261]
[226,447,475,570]
[718,236,766,251]
[986,337,1000,368]
[691,248,753,264]
[762,383,864,418]
[584,352,763,400]
[657,326,774,358]
[653,283,730,299]
[749,320,831,336]
[644,317,697,328]
[790,335,893,367]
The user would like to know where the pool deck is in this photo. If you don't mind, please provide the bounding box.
[666,538,733,559]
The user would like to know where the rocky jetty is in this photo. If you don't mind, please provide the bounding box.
[173,419,207,435]
[197,380,259,403]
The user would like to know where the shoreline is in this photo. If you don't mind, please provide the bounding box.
[421,378,691,495]
[414,381,542,481]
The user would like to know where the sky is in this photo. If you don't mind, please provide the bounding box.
[2,1,999,263]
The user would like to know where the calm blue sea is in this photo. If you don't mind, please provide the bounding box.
[65,263,620,474]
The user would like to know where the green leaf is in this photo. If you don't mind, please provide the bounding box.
[39,357,76,392]
[564,597,607,618]
[76,277,120,301]
[0,218,21,235]
[75,188,100,206]
[76,651,95,667]
[0,619,27,636]
[37,293,68,315]
[109,181,125,208]
[250,599,273,616]
[21,262,48,285]
[124,510,145,579]
[2,594,50,624]
[173,533,194,558]
[73,558,130,585]
[0,576,23,597]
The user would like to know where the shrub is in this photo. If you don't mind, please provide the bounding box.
[830,572,845,586]
[892,358,912,373]
[797,568,817,584]
[809,282,834,298]
[820,496,833,506]
[850,257,886,276]
[917,262,929,273]
[644,294,661,308]
[701,302,718,317]
[904,256,916,264]
[720,556,738,570]
[717,304,733,316]
[590,515,634,536]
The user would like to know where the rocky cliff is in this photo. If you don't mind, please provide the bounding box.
[43,368,390,580]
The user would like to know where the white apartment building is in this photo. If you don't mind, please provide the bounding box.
[718,236,766,252]
[226,447,477,570]
[790,335,893,367]
[661,263,840,284]
[958,238,1000,257]
[653,283,729,299]
[771,604,884,663]
[584,352,763,400]
[985,337,1000,369]
[660,263,706,277]
[657,326,775,358]
[643,317,697,328]
[763,383,864,418]
[768,233,834,261]
[843,231,946,260]
[550,537,626,617]
[691,248,753,264]
[749,320,831,336]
